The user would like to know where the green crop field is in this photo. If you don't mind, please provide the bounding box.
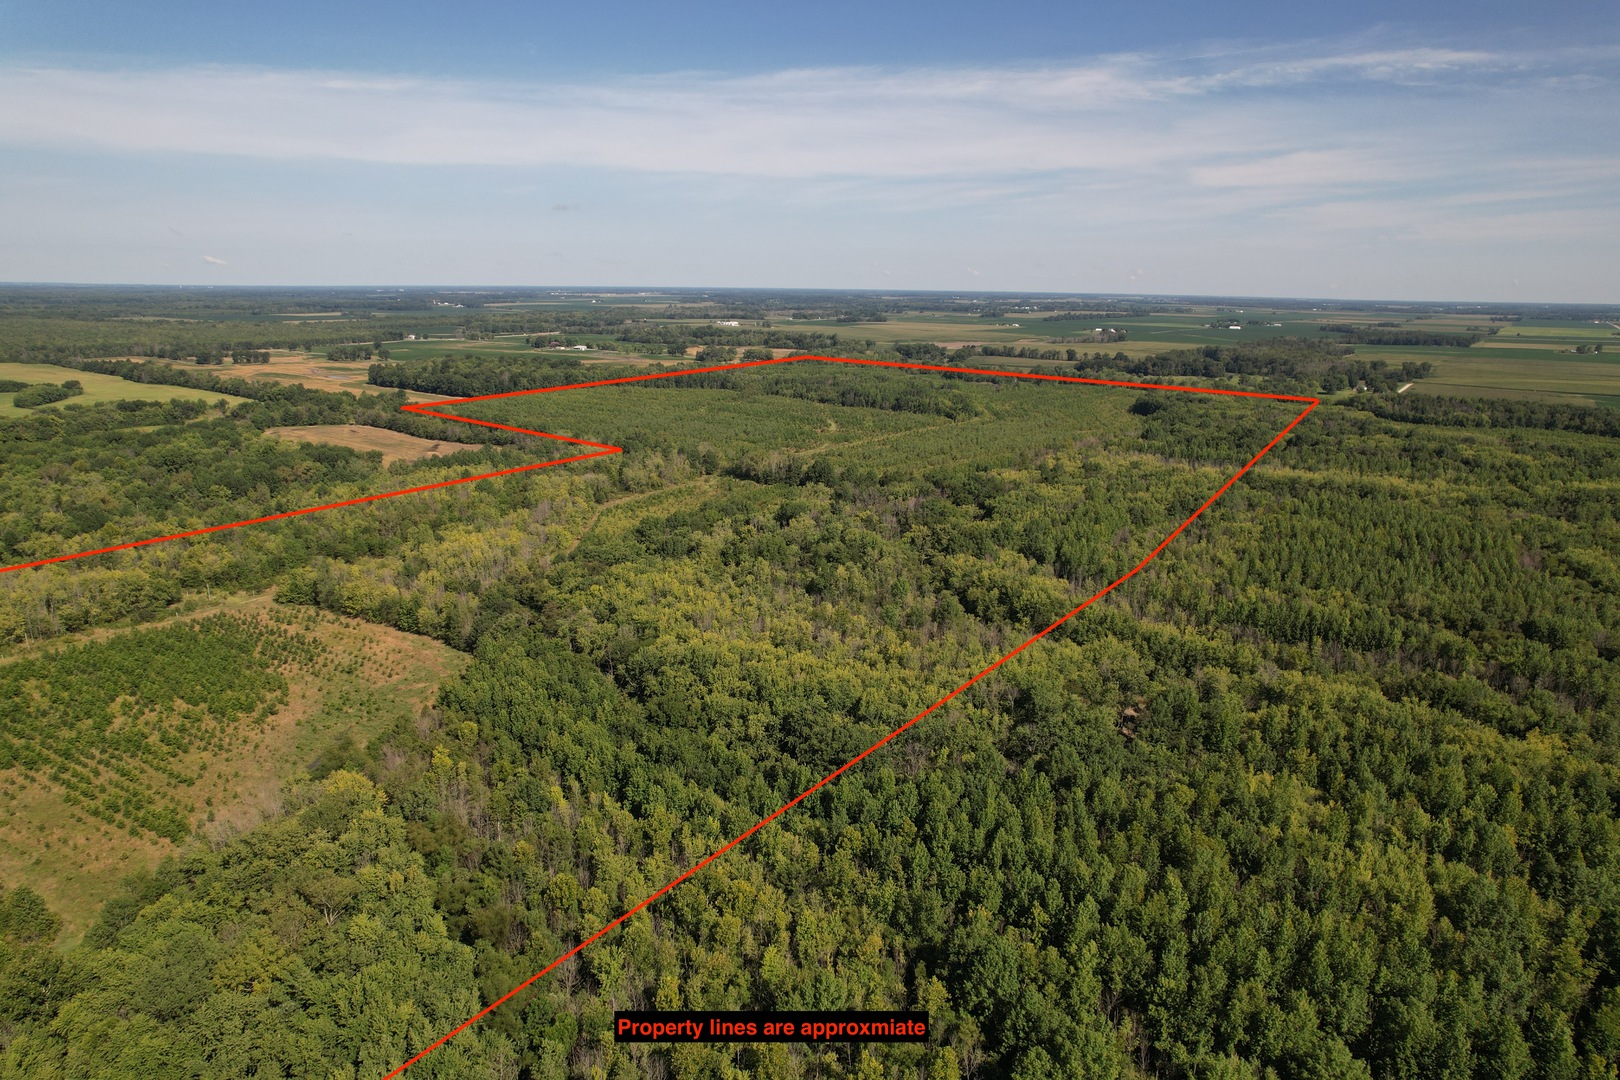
[1410,354,1620,407]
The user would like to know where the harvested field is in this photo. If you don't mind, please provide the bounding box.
[264,423,471,463]
[142,350,442,399]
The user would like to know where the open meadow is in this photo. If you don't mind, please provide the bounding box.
[0,360,252,416]
[264,423,470,464]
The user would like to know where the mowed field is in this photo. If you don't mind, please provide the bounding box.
[0,361,253,416]
[142,350,425,399]
[265,423,470,464]
[1409,354,1620,407]
[0,592,467,943]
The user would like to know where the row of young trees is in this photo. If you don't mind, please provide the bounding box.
[1344,393,1620,437]
[0,614,298,840]
[1321,327,1483,347]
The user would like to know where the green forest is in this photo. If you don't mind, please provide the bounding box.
[0,298,1617,1079]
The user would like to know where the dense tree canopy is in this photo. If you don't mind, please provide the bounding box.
[0,354,1616,1078]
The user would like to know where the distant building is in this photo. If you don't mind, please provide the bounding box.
[715,320,741,327]
[1228,325,1242,330]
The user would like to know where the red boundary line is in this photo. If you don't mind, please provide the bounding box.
[0,356,1318,1074]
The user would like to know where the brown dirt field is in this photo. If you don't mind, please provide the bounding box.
[0,592,468,944]
[264,423,469,464]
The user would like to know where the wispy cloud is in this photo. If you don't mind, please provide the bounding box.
[201,254,227,265]
[0,45,1610,181]
[0,41,1614,297]
[1204,47,1508,87]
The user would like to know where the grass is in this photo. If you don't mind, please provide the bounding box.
[0,361,252,417]
[0,592,466,944]
[379,336,536,362]
[264,424,471,464]
[144,350,445,400]
[1407,355,1620,407]
[146,341,676,398]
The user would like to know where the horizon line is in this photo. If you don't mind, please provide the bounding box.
[1,281,1615,309]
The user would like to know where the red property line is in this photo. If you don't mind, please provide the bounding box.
[0,355,1313,577]
[0,356,1317,1075]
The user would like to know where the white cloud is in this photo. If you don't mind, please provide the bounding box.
[1205,47,1508,87]
[0,62,1170,176]
[0,41,1614,298]
[202,254,227,265]
[0,45,1607,182]
[1188,150,1410,190]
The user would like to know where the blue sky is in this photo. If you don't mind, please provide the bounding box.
[1,1,1616,300]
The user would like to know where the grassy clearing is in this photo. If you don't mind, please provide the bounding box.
[146,350,401,397]
[142,350,456,400]
[768,310,1352,360]
[0,361,252,416]
[264,424,468,464]
[1408,355,1620,407]
[0,592,466,943]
